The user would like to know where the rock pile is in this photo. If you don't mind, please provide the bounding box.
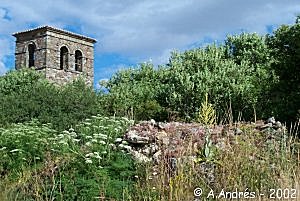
[114,118,286,185]
[115,118,285,164]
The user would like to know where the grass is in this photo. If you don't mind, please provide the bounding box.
[0,115,299,200]
[133,123,300,201]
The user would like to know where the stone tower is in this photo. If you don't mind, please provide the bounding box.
[13,26,96,85]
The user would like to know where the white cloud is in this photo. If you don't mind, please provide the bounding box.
[0,61,8,75]
[0,38,12,75]
[0,0,300,70]
[95,63,130,79]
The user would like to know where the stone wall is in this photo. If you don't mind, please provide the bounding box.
[45,31,94,85]
[45,68,93,86]
[15,30,47,70]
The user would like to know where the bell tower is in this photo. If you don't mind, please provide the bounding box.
[13,26,96,85]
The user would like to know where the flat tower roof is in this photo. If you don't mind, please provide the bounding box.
[13,26,97,43]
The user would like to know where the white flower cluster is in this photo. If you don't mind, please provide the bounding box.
[52,129,81,146]
[84,152,102,164]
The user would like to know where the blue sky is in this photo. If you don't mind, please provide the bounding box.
[0,0,300,88]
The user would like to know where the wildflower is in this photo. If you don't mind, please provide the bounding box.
[57,134,64,138]
[85,142,92,146]
[95,155,102,159]
[84,122,92,125]
[115,138,123,143]
[93,133,108,140]
[73,139,80,142]
[69,132,77,137]
[86,136,93,139]
[85,153,94,157]
[85,158,93,164]
[101,151,107,154]
[99,140,106,145]
[10,149,21,153]
[69,127,75,132]
[58,140,67,145]
[98,166,103,168]
[0,147,7,151]
[91,139,97,143]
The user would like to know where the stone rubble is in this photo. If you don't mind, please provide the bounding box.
[115,117,285,183]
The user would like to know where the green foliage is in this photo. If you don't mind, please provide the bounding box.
[197,93,216,125]
[0,67,42,95]
[225,33,278,121]
[225,33,272,68]
[266,18,300,123]
[0,121,58,175]
[0,116,137,200]
[195,94,217,164]
[195,131,218,164]
[0,69,103,130]
[101,62,167,121]
[102,34,277,123]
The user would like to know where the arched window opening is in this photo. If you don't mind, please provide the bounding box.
[28,44,35,67]
[60,46,69,69]
[75,50,83,71]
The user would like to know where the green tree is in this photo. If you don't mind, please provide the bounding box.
[161,44,273,122]
[266,16,300,122]
[101,62,166,121]
[102,42,276,123]
[225,33,278,120]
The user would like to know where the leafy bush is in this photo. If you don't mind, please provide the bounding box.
[101,62,167,121]
[0,68,103,130]
[266,17,300,124]
[0,67,42,95]
[102,41,276,123]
